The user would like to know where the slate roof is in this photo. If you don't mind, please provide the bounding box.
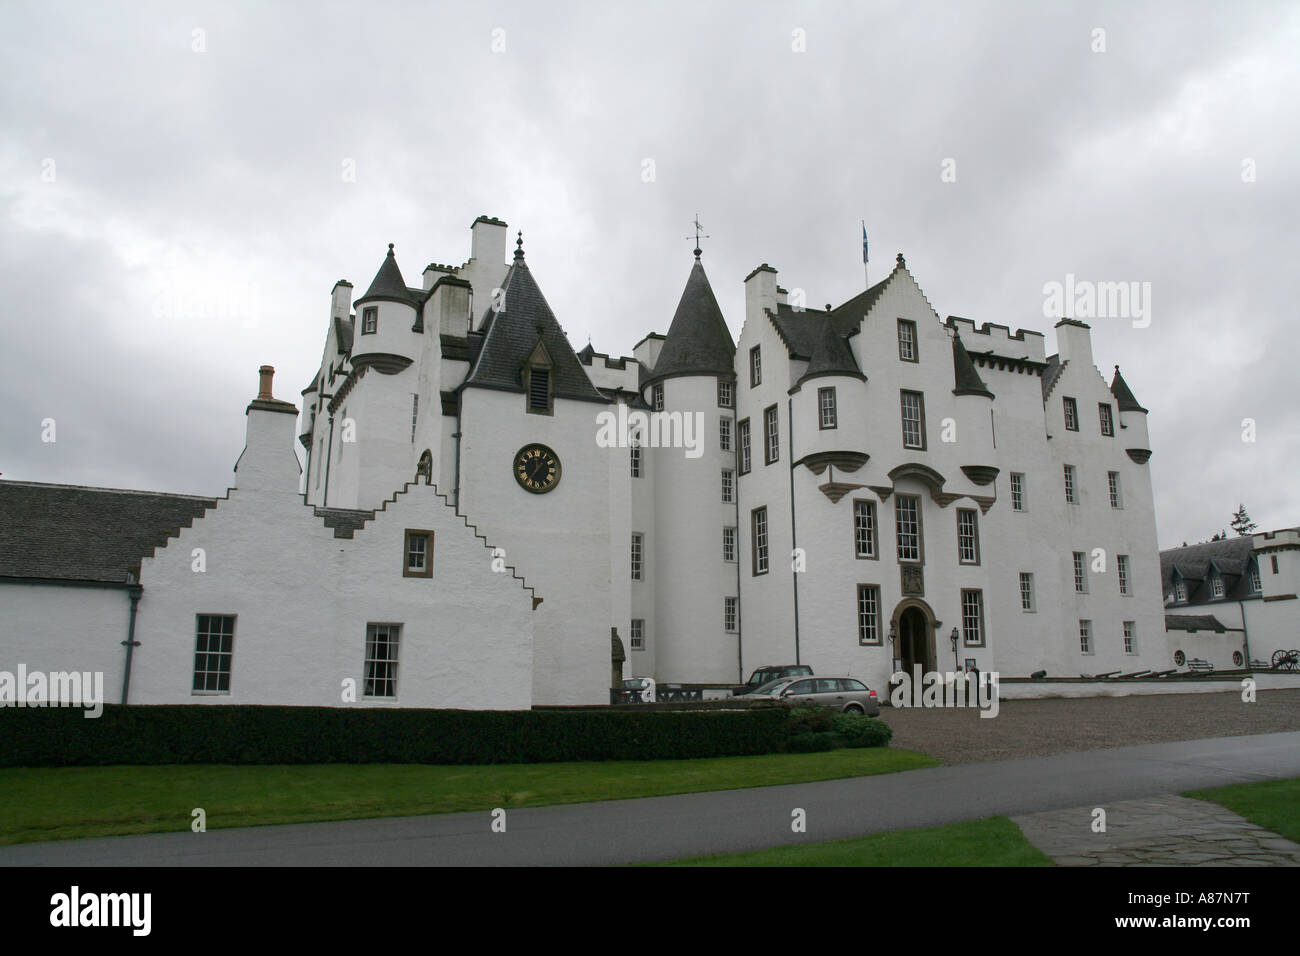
[0,481,216,584]
[1041,354,1066,399]
[952,333,993,398]
[769,306,862,384]
[644,257,735,384]
[333,314,354,354]
[1165,614,1229,633]
[461,244,607,403]
[1161,536,1258,604]
[356,244,416,306]
[826,274,891,334]
[1110,365,1147,413]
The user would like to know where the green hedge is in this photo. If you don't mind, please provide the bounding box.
[0,705,791,768]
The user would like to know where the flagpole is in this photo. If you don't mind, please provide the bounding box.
[862,220,869,289]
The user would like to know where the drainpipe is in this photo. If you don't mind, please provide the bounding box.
[788,396,801,665]
[1238,599,1252,668]
[733,385,743,684]
[322,414,335,507]
[119,579,143,704]
[453,395,463,513]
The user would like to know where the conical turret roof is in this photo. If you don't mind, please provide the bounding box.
[356,244,415,306]
[952,332,993,398]
[1110,365,1147,413]
[645,257,735,384]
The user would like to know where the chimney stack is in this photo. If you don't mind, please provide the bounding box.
[235,363,301,493]
[258,365,275,400]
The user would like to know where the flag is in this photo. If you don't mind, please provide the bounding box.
[861,222,869,263]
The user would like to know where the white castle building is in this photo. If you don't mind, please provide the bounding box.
[1,214,1177,708]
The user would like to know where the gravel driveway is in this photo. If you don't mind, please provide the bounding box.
[878,688,1300,765]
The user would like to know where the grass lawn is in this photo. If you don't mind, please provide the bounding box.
[654,815,1054,866]
[0,747,936,846]
[1184,776,1300,843]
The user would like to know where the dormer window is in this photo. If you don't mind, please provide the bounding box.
[1174,578,1186,602]
[362,307,378,335]
[651,382,664,412]
[1211,571,1224,598]
[523,337,554,415]
[1250,561,1262,592]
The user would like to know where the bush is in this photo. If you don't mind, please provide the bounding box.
[786,705,835,736]
[831,712,893,748]
[0,704,791,768]
[787,731,838,753]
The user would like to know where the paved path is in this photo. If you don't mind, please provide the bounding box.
[1013,795,1300,867]
[1,731,1297,866]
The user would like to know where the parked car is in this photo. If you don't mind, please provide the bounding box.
[733,664,813,697]
[744,676,880,715]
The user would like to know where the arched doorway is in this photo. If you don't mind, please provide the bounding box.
[892,600,936,674]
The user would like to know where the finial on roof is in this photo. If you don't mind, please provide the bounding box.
[388,243,395,255]
[514,231,524,260]
[686,214,709,259]
[896,252,905,267]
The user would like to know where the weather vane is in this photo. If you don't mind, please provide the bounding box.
[686,214,709,258]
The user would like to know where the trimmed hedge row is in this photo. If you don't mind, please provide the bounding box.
[0,704,792,768]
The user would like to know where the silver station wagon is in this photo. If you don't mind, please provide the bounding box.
[749,676,881,715]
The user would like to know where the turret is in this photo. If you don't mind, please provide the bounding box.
[1111,364,1151,463]
[351,244,418,371]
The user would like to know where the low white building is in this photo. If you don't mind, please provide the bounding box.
[1161,530,1300,672]
[1,214,1182,707]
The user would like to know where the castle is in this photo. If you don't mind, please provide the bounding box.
[0,214,1175,708]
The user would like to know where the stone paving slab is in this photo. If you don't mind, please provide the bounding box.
[1012,794,1300,866]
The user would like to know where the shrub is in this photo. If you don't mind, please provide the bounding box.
[786,705,835,736]
[786,731,838,753]
[831,712,893,748]
[0,705,791,768]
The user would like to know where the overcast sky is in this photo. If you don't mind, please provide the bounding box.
[2,0,1296,548]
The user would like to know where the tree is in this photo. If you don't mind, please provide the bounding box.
[1231,505,1258,537]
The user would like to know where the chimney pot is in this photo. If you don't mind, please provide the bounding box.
[258,365,275,400]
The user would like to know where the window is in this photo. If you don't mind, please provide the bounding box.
[1064,464,1077,503]
[527,366,551,413]
[738,419,751,474]
[818,387,837,429]
[1250,562,1262,592]
[362,307,377,335]
[724,597,738,633]
[403,529,434,578]
[629,430,641,478]
[961,589,985,646]
[364,623,400,698]
[750,346,762,387]
[651,382,664,412]
[895,495,922,562]
[723,526,737,563]
[1019,572,1035,611]
[720,417,732,452]
[1174,578,1187,602]
[721,469,734,503]
[957,509,980,565]
[630,619,645,651]
[901,391,926,449]
[1211,572,1224,598]
[1108,471,1122,509]
[193,614,235,693]
[1073,551,1087,592]
[631,533,643,580]
[853,500,877,559]
[752,507,769,575]
[1079,620,1092,655]
[857,584,882,644]
[764,405,779,464]
[1099,403,1115,437]
[718,379,734,408]
[410,394,419,443]
[1117,554,1130,595]
[1123,621,1136,655]
[1272,555,1279,574]
[1063,396,1078,431]
[1010,472,1025,512]
[897,319,917,362]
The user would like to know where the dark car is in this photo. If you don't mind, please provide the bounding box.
[733,664,813,697]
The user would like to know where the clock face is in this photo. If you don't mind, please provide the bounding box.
[514,444,562,494]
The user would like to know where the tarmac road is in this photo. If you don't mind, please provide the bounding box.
[2,731,1297,866]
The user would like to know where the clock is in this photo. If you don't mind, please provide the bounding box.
[513,443,562,494]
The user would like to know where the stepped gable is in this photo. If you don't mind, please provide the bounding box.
[0,480,216,584]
